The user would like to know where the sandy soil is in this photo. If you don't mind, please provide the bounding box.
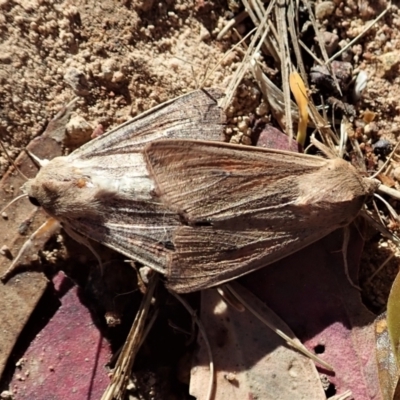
[1,0,400,398]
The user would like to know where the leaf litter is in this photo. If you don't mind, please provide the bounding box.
[1,0,400,399]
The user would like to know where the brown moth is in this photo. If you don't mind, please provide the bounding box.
[10,89,378,293]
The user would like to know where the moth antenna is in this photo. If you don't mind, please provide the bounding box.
[0,193,28,215]
[63,224,104,273]
[340,227,361,291]
[0,140,29,181]
[24,149,49,169]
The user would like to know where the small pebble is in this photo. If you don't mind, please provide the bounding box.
[126,381,136,391]
[139,266,153,284]
[377,50,400,77]
[237,119,248,132]
[363,122,379,137]
[256,125,299,152]
[310,61,352,94]
[393,167,400,182]
[362,110,376,124]
[224,372,237,382]
[15,358,25,367]
[100,58,117,81]
[112,70,125,83]
[0,244,10,255]
[104,312,121,327]
[64,67,89,96]
[91,124,105,139]
[0,52,12,64]
[0,244,12,260]
[353,70,368,101]
[315,1,335,20]
[199,25,210,41]
[0,390,14,400]
[255,102,269,116]
[319,31,339,56]
[372,139,393,156]
[65,115,93,147]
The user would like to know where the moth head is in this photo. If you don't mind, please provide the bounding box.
[23,156,102,219]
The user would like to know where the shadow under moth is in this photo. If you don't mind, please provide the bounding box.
[2,88,381,292]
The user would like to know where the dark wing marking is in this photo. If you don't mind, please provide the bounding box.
[70,89,225,160]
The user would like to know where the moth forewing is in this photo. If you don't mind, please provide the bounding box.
[144,140,378,292]
[68,88,226,160]
[17,90,226,278]
[144,140,328,222]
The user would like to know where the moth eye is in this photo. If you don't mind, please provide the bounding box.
[28,196,41,207]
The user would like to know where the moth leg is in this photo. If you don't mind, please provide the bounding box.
[1,218,61,282]
[138,265,154,285]
[341,226,361,291]
[63,224,104,273]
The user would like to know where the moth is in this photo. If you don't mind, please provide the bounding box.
[5,89,379,293]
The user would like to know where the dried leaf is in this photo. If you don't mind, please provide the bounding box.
[0,103,74,378]
[191,225,380,399]
[289,71,309,146]
[8,272,111,399]
[237,227,380,398]
[190,288,326,400]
